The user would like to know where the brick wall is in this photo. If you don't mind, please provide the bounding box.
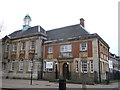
[72,42,79,58]
[88,40,93,57]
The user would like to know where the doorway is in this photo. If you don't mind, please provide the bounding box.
[63,63,69,79]
[55,64,58,79]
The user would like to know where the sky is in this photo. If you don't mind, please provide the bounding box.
[0,0,119,56]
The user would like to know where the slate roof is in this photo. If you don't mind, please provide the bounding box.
[9,26,47,39]
[46,24,89,41]
[4,23,109,48]
[46,24,109,48]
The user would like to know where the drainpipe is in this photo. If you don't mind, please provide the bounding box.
[98,40,101,83]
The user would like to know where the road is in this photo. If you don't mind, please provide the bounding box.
[1,79,120,89]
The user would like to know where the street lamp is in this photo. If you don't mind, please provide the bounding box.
[30,58,33,85]
[55,62,58,79]
[29,52,37,85]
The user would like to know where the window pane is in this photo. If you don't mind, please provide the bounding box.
[76,61,78,72]
[5,43,9,52]
[28,60,33,71]
[90,60,94,73]
[60,44,72,52]
[10,61,15,71]
[13,43,17,51]
[30,41,35,49]
[81,61,87,73]
[48,46,53,53]
[19,60,23,71]
[21,42,25,50]
[80,42,87,51]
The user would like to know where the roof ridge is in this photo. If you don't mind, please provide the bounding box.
[47,24,80,32]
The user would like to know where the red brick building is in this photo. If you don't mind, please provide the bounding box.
[43,18,109,83]
[1,16,110,83]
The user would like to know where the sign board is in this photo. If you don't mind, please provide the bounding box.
[108,60,113,69]
[46,62,53,69]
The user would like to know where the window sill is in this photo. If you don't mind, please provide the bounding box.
[80,50,87,52]
[26,71,32,73]
[8,71,14,73]
[17,71,23,73]
[47,71,53,73]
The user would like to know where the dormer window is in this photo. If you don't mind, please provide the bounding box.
[21,42,25,50]
[80,42,87,51]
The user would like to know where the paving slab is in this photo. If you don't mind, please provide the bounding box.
[1,79,120,89]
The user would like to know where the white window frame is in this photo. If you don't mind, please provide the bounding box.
[60,52,72,57]
[19,60,24,71]
[10,60,15,71]
[30,40,35,50]
[81,60,88,73]
[90,60,94,73]
[5,43,9,52]
[80,42,87,51]
[60,44,72,52]
[76,61,79,72]
[21,42,25,50]
[28,60,33,71]
[48,46,53,54]
[13,43,17,51]
[43,61,46,71]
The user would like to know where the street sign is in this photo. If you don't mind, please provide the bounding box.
[46,62,53,69]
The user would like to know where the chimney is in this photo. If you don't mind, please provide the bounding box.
[80,18,85,28]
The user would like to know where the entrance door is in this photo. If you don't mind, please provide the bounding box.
[63,63,69,79]
[55,64,58,79]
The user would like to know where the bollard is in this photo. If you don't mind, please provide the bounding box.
[59,78,66,90]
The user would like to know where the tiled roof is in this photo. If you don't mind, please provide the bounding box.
[46,24,109,48]
[9,26,47,39]
[46,24,89,41]
[5,23,109,48]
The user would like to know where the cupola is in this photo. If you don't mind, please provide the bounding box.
[23,14,31,30]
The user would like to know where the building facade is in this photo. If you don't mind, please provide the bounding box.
[2,15,47,79]
[1,16,110,83]
[0,39,2,76]
[43,19,110,83]
[109,52,120,80]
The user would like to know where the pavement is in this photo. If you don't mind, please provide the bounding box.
[1,79,120,89]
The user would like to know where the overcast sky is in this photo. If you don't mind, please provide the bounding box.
[0,0,119,56]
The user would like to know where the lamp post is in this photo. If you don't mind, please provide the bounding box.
[30,58,33,85]
[29,52,37,85]
[55,62,58,79]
